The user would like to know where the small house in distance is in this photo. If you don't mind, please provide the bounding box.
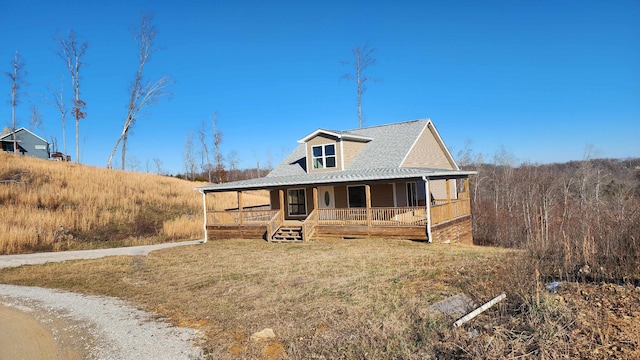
[1,128,50,160]
[196,118,476,244]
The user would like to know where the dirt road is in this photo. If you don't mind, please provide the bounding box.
[0,304,74,359]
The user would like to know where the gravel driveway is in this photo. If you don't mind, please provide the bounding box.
[0,239,204,269]
[0,240,205,359]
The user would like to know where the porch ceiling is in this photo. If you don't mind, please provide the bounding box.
[196,167,476,193]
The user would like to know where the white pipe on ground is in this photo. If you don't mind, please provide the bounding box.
[453,293,506,327]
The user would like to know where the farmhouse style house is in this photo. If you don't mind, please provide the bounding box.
[1,128,50,160]
[196,119,476,243]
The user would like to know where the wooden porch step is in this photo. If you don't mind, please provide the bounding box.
[272,226,303,242]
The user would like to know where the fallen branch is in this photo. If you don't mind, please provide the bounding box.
[453,293,506,327]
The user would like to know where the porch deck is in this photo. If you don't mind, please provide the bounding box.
[205,200,471,243]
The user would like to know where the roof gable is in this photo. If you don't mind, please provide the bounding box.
[400,121,459,170]
[0,127,48,144]
[268,119,434,177]
[343,119,429,170]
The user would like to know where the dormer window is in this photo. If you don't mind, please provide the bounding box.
[312,144,336,169]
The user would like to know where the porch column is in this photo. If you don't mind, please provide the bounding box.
[464,177,471,214]
[238,191,244,225]
[201,191,208,243]
[365,184,372,226]
[312,187,318,214]
[279,189,285,222]
[424,178,433,243]
[445,179,452,219]
[464,178,470,200]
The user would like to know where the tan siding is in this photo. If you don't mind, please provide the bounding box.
[370,184,394,207]
[430,179,447,200]
[269,190,280,210]
[306,134,342,173]
[401,124,455,169]
[342,140,367,168]
[334,185,348,208]
[429,179,458,200]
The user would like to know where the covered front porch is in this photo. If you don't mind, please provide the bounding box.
[201,176,472,243]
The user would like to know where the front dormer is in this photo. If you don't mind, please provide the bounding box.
[298,129,371,173]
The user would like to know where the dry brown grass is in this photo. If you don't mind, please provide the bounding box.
[0,153,268,254]
[1,239,633,359]
[0,239,509,359]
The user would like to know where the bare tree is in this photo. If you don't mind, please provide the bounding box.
[212,111,226,183]
[107,14,171,170]
[184,132,196,180]
[198,119,212,182]
[266,148,273,171]
[49,81,68,156]
[341,44,377,128]
[127,156,142,172]
[152,157,163,175]
[228,150,239,181]
[57,30,87,164]
[252,150,261,178]
[6,51,25,153]
[29,105,43,133]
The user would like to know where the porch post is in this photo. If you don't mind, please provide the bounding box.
[279,189,285,222]
[201,191,208,243]
[365,184,372,226]
[312,187,318,213]
[445,179,452,219]
[464,177,471,214]
[238,191,244,225]
[464,178,470,199]
[424,177,433,243]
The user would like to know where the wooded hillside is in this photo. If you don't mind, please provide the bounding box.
[465,157,640,282]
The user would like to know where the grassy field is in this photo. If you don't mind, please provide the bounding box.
[0,153,268,254]
[2,239,639,358]
[0,239,511,358]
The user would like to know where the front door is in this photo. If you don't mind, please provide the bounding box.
[287,188,307,216]
[318,186,335,209]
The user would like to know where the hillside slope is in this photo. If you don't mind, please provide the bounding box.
[0,153,267,254]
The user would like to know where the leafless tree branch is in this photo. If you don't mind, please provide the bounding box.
[341,44,377,128]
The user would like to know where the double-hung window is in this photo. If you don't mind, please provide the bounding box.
[312,144,336,169]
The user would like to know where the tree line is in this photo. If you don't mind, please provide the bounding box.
[460,146,640,283]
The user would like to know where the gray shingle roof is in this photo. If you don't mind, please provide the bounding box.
[196,167,476,193]
[267,119,429,177]
[344,119,428,169]
[196,119,475,193]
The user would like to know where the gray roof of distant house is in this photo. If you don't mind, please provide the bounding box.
[0,127,48,143]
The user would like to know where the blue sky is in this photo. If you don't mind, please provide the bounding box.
[2,0,639,174]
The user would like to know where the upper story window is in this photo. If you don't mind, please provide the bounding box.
[312,144,336,169]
